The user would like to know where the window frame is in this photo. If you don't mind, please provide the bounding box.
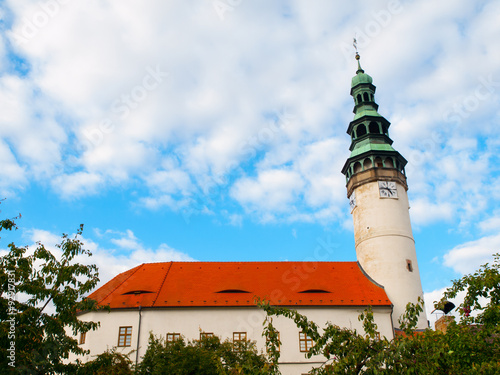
[79,332,86,345]
[166,332,181,343]
[117,326,132,347]
[299,331,314,352]
[200,332,214,340]
[266,331,280,352]
[232,332,247,352]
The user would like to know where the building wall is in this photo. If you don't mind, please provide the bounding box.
[72,305,393,374]
[352,180,427,329]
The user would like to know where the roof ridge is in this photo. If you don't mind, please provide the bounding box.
[135,260,358,265]
[151,261,173,307]
[96,264,144,305]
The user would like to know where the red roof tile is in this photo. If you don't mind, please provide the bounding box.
[88,261,391,308]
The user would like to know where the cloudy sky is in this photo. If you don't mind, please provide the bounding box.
[1,0,499,325]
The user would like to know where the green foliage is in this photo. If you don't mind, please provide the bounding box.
[260,261,500,375]
[398,296,424,336]
[439,253,500,328]
[262,316,281,375]
[0,211,104,374]
[75,348,134,375]
[136,333,271,374]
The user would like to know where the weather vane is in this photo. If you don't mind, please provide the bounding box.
[353,37,360,60]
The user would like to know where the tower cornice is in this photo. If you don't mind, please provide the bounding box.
[346,168,407,198]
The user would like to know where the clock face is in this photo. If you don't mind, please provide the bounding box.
[378,181,398,198]
[349,192,356,212]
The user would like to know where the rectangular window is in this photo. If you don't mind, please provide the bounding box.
[79,332,86,345]
[166,333,181,342]
[118,326,132,347]
[299,331,313,352]
[233,332,247,351]
[266,331,280,352]
[406,259,413,272]
[200,332,214,340]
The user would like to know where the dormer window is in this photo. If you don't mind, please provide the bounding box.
[122,290,154,295]
[216,289,251,293]
[298,289,331,293]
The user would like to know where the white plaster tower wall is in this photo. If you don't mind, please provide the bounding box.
[351,179,427,329]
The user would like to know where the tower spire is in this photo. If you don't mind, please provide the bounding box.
[355,52,364,74]
[342,54,428,330]
[353,37,364,73]
[342,54,407,195]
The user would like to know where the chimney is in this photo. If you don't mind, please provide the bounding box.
[434,315,455,333]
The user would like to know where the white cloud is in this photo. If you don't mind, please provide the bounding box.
[443,234,500,275]
[51,172,103,199]
[1,0,499,228]
[0,140,27,197]
[409,198,454,226]
[231,169,304,217]
[25,227,194,289]
[479,215,500,233]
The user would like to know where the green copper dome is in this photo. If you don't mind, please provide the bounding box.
[351,55,372,88]
[351,71,373,87]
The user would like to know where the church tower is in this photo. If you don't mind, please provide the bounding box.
[341,53,427,330]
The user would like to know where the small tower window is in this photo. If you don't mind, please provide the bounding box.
[369,121,380,134]
[406,259,413,272]
[363,92,369,102]
[374,157,383,168]
[353,162,362,174]
[382,123,388,135]
[356,94,362,104]
[356,124,367,137]
[384,158,394,168]
[363,158,372,170]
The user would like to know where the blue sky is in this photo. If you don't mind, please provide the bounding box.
[1,0,500,324]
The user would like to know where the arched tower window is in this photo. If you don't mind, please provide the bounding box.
[353,162,362,174]
[369,121,380,134]
[382,123,388,135]
[363,92,369,102]
[356,124,367,137]
[356,94,362,104]
[363,158,372,170]
[374,157,383,168]
[384,158,394,168]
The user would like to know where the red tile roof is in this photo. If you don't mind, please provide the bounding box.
[88,261,391,308]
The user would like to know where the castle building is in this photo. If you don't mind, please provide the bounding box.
[73,55,427,374]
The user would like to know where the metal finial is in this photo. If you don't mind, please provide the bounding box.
[353,37,363,72]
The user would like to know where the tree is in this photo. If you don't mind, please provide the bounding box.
[136,333,272,374]
[0,211,104,373]
[259,254,500,374]
[439,253,500,328]
[75,348,134,375]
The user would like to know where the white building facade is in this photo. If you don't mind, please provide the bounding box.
[73,261,394,374]
[74,55,429,373]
